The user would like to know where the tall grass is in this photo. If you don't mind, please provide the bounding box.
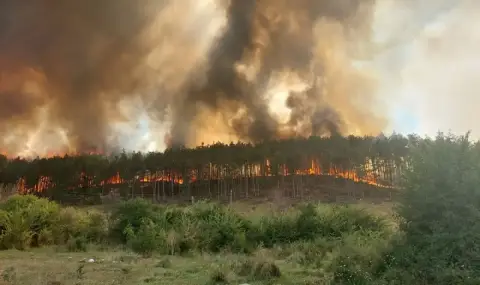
[0,195,390,255]
[0,195,397,284]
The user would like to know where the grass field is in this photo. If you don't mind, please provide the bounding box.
[0,246,370,285]
[0,196,397,285]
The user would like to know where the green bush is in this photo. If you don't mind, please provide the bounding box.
[257,212,298,247]
[380,133,480,284]
[0,210,32,250]
[85,209,109,243]
[52,206,90,243]
[0,209,11,248]
[51,207,109,245]
[0,195,390,260]
[329,231,390,285]
[189,202,253,252]
[110,198,163,242]
[0,195,60,249]
[124,218,166,256]
[66,235,89,252]
[316,205,388,238]
[0,195,109,250]
[257,203,388,248]
[112,201,257,254]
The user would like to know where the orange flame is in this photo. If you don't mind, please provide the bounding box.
[11,158,392,194]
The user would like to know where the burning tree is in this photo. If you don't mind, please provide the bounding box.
[0,134,411,204]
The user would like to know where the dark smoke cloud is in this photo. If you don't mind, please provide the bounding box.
[166,0,383,146]
[0,0,165,154]
[0,0,386,156]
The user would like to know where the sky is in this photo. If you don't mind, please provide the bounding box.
[372,0,480,138]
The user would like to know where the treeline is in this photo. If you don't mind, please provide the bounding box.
[0,134,416,202]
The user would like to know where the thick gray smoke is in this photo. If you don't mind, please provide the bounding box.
[0,0,386,156]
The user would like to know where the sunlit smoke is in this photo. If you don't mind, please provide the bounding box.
[1,0,477,158]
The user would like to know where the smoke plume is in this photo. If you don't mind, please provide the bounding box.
[0,0,387,157]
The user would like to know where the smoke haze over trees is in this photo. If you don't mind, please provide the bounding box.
[0,0,477,157]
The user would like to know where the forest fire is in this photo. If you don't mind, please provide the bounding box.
[3,135,406,199]
[13,159,389,194]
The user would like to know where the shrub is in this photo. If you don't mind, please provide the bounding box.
[257,213,298,247]
[1,210,32,250]
[190,202,253,252]
[52,207,90,244]
[315,205,388,238]
[380,133,480,284]
[0,195,109,250]
[329,231,390,285]
[0,209,11,249]
[110,198,162,242]
[256,203,388,248]
[0,195,390,259]
[66,235,88,252]
[0,195,60,249]
[124,218,166,256]
[85,209,109,243]
[50,207,109,246]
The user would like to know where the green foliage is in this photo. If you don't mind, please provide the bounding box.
[108,198,389,256]
[52,207,109,245]
[110,198,163,242]
[124,218,165,257]
[66,236,88,252]
[0,194,60,249]
[380,133,480,284]
[85,209,109,243]
[315,205,389,238]
[188,202,253,253]
[257,203,389,248]
[0,195,108,250]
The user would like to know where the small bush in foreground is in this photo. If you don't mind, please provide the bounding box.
[0,195,60,249]
[110,198,163,243]
[189,202,253,253]
[0,195,109,250]
[124,218,166,257]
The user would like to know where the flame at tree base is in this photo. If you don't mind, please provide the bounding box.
[13,159,394,194]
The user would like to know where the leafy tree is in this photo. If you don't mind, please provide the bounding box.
[381,133,480,284]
